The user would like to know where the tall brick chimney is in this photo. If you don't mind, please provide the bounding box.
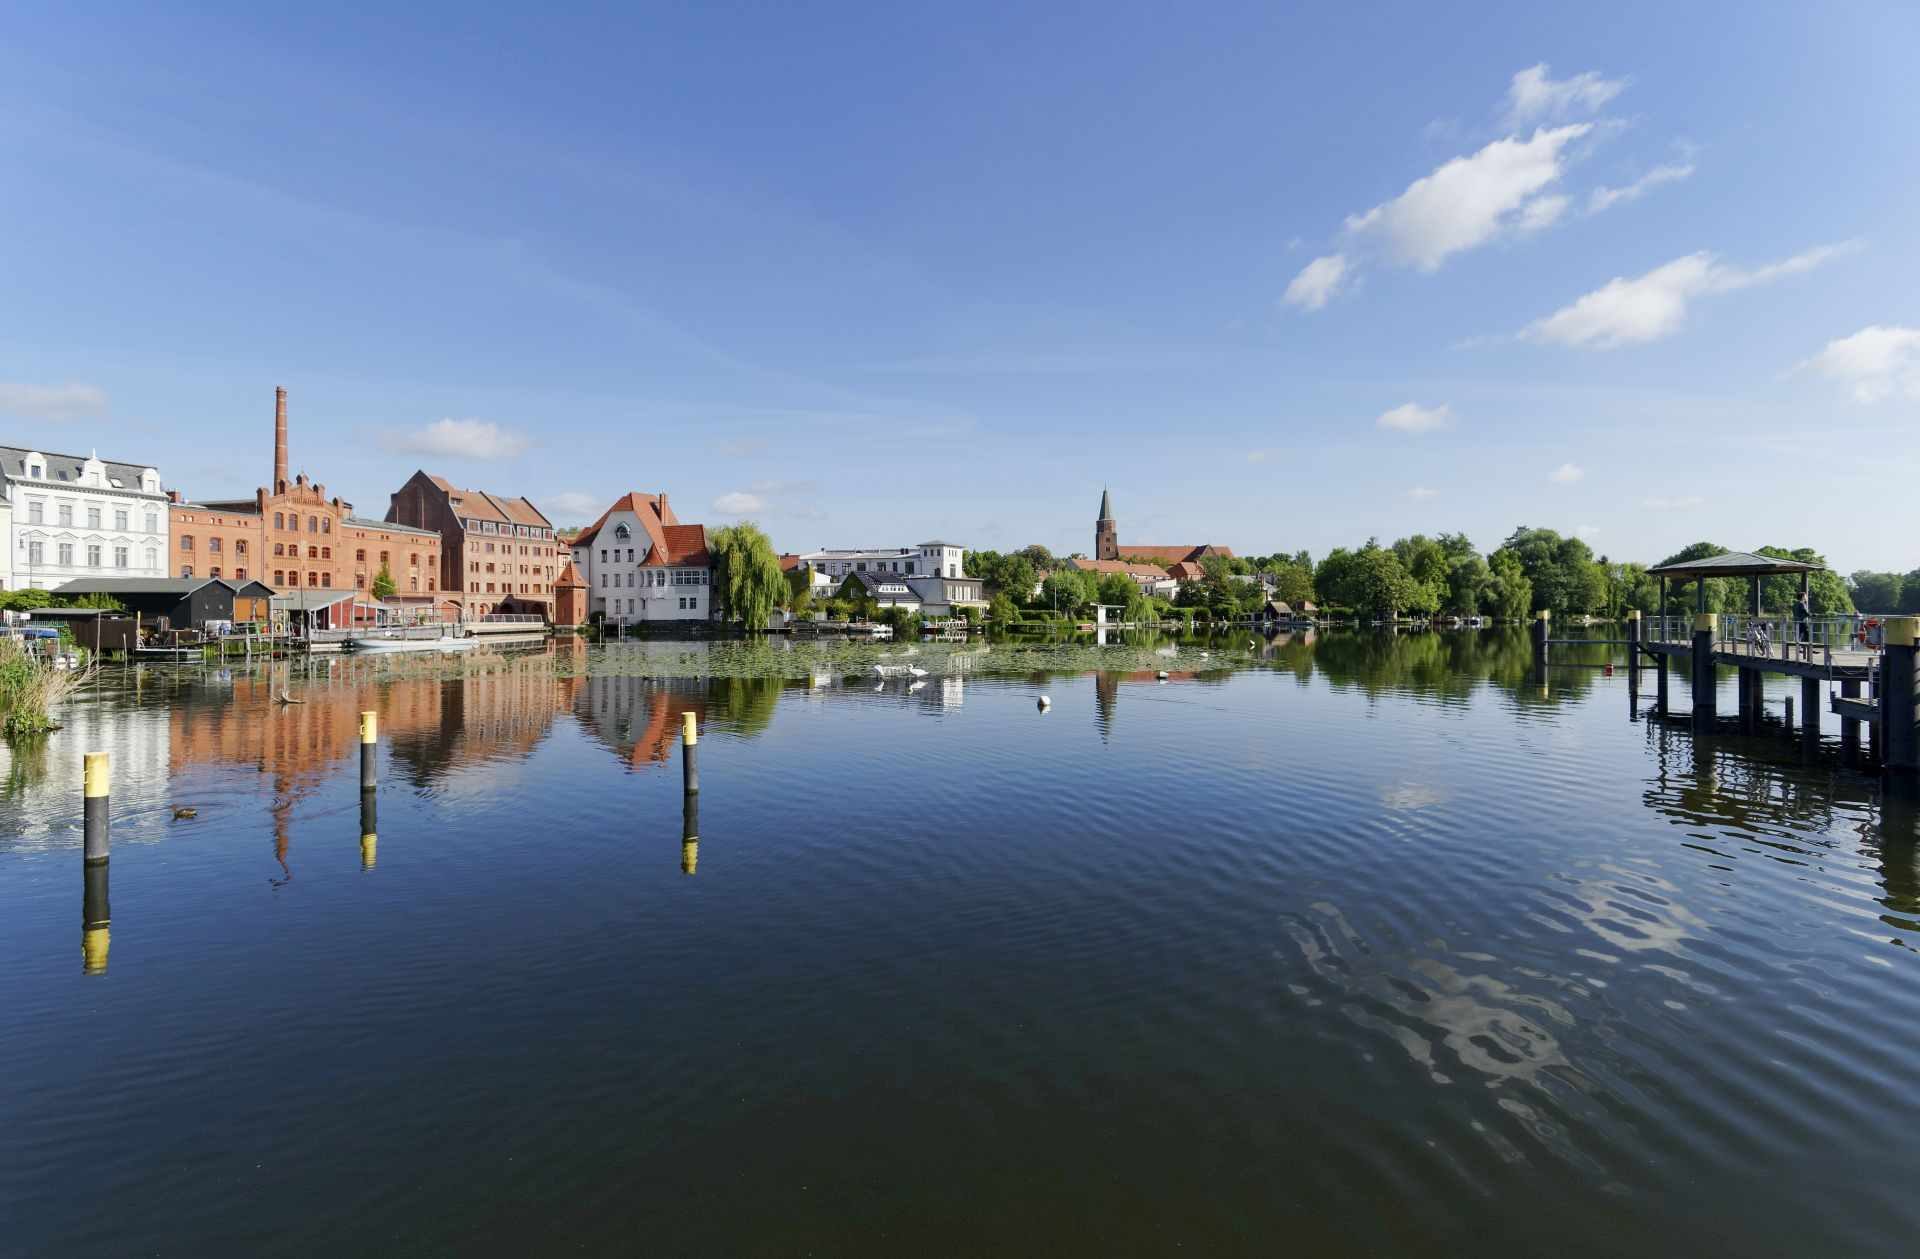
[273,386,289,490]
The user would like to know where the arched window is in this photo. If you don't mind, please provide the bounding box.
[235,568,246,580]
[235,540,247,555]
[274,570,285,586]
[321,547,330,560]
[308,546,318,560]
[308,516,318,533]
[321,518,331,534]
[320,573,330,587]
[307,571,318,587]
[614,524,630,540]
[274,512,284,529]
[273,542,284,556]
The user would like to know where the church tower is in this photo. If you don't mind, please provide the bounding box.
[1095,487,1118,560]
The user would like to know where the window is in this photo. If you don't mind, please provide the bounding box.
[27,500,43,524]
[275,571,285,585]
[308,516,319,533]
[274,542,285,557]
[307,572,318,587]
[275,512,285,529]
[615,524,630,541]
[87,507,102,529]
[180,535,194,550]
[356,549,366,562]
[145,511,158,533]
[307,546,318,560]
[115,510,128,531]
[26,541,43,566]
[409,553,418,567]
[906,561,916,574]
[180,564,192,578]
[321,547,330,560]
[321,518,331,534]
[210,566,221,579]
[380,551,389,564]
[145,547,157,570]
[235,540,247,555]
[235,568,246,580]
[356,572,366,588]
[58,503,72,526]
[114,546,128,569]
[320,573,330,587]
[87,544,101,567]
[599,549,607,564]
[208,537,222,553]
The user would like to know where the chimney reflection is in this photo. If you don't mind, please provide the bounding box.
[82,861,110,975]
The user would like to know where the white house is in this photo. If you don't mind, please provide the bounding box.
[0,447,167,591]
[902,573,988,617]
[567,492,712,626]
[847,571,923,612]
[793,542,967,582]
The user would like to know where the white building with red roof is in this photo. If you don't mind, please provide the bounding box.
[567,492,713,626]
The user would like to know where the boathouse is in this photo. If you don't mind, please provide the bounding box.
[52,576,274,630]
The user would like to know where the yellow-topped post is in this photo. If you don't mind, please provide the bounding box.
[359,710,378,791]
[682,790,699,875]
[681,711,699,796]
[1883,618,1918,787]
[83,751,110,865]
[1531,608,1551,672]
[1691,612,1718,732]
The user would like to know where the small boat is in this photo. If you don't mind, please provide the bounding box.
[350,636,476,654]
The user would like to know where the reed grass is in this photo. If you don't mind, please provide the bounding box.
[0,638,92,737]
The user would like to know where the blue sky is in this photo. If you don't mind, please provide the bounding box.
[2,2,1916,569]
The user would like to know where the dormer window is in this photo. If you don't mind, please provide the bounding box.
[614,524,631,541]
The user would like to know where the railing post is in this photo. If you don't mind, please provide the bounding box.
[1884,618,1918,792]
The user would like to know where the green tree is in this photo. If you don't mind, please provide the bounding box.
[1492,527,1605,615]
[1851,570,1904,613]
[1755,546,1853,615]
[1486,551,1532,621]
[1040,568,1095,615]
[988,592,1019,623]
[784,565,815,617]
[1443,552,1491,617]
[371,562,396,600]
[709,522,787,629]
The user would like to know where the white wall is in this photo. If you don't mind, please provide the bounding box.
[8,455,167,589]
[572,510,709,624]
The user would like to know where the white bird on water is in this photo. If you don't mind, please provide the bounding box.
[1037,695,1051,711]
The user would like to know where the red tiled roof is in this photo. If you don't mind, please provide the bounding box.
[1167,561,1205,582]
[642,524,709,567]
[554,560,586,590]
[1115,544,1234,564]
[1070,557,1169,578]
[570,492,677,551]
[432,476,552,530]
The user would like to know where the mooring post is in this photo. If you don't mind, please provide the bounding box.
[1656,638,1670,716]
[83,751,110,865]
[681,711,699,796]
[1532,609,1550,674]
[1784,695,1794,733]
[360,788,377,870]
[1691,613,1716,733]
[681,790,699,875]
[359,711,378,791]
[82,859,110,975]
[1801,675,1821,748]
[1841,677,1862,766]
[1883,617,1919,791]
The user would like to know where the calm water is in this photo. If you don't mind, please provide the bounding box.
[4,631,1918,1256]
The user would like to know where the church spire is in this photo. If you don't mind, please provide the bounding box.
[1098,486,1112,521]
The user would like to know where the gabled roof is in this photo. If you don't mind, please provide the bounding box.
[641,524,710,567]
[554,560,587,589]
[1070,557,1169,579]
[427,474,551,531]
[53,576,228,596]
[0,446,163,496]
[1118,543,1234,564]
[850,571,919,596]
[570,492,677,551]
[1648,550,1824,578]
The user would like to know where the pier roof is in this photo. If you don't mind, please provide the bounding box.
[1647,551,1824,579]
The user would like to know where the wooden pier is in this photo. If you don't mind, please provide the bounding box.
[1535,550,1917,789]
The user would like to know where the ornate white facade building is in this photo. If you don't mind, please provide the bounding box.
[0,447,167,590]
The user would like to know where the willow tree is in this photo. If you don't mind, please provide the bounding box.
[709,522,786,630]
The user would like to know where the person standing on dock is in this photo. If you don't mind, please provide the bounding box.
[1795,589,1812,644]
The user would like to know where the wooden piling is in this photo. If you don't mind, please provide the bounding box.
[1691,613,1716,733]
[1884,618,1919,787]
[1842,678,1862,766]
[1801,675,1821,747]
[1532,609,1550,673]
[83,752,110,865]
[681,711,699,796]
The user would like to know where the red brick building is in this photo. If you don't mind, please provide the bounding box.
[170,388,441,596]
[553,559,589,627]
[386,471,558,621]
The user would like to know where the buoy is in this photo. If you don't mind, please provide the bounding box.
[1604,663,1614,676]
[1037,696,1051,711]
[1157,670,1169,681]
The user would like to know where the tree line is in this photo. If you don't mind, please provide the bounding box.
[963,530,1880,621]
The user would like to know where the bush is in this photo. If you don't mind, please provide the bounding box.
[0,638,91,738]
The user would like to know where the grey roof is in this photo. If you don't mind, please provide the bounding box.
[345,515,438,538]
[54,577,220,596]
[270,590,363,611]
[851,571,919,596]
[0,446,164,496]
[1647,550,1824,578]
[916,539,963,547]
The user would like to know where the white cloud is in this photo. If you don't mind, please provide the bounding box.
[1802,324,1920,403]
[1282,253,1349,310]
[1588,162,1695,214]
[0,381,108,420]
[1516,194,1569,233]
[1408,486,1439,500]
[546,490,604,521]
[1576,524,1601,539]
[1377,402,1453,433]
[1641,494,1705,510]
[1522,243,1854,349]
[1344,125,1591,271]
[382,418,530,460]
[1551,462,1585,483]
[1504,63,1627,127]
[713,491,765,514]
